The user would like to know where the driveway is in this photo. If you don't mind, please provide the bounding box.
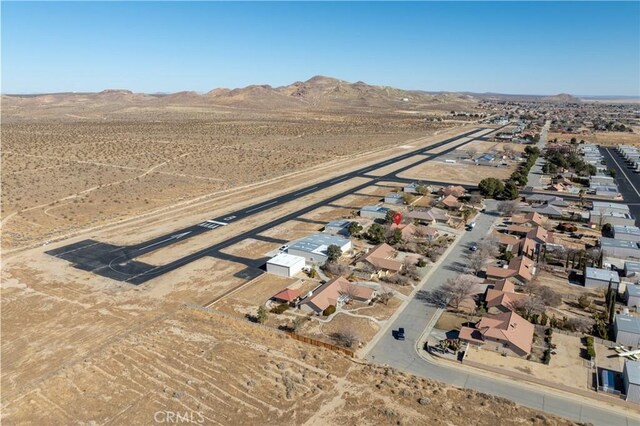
[366,200,640,426]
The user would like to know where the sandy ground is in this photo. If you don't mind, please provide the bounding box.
[462,140,529,154]
[1,305,574,426]
[548,131,640,146]
[465,333,592,391]
[398,161,514,185]
[1,110,466,250]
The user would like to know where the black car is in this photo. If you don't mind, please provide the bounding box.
[396,327,405,340]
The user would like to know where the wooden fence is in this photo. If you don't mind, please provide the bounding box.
[286,332,355,357]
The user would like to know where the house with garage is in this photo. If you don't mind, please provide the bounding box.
[298,276,376,315]
[439,185,466,198]
[357,243,403,276]
[459,310,534,357]
[440,194,462,211]
[485,256,536,284]
[484,279,528,314]
[390,222,418,241]
[406,207,451,225]
[511,211,544,227]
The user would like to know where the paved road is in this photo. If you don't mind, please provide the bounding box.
[600,147,640,226]
[47,126,500,283]
[366,201,640,426]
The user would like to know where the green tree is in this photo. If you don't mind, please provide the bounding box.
[402,193,416,205]
[388,228,403,245]
[347,221,363,236]
[608,168,617,178]
[326,244,342,262]
[502,182,520,200]
[256,305,268,324]
[478,178,505,198]
[385,209,397,224]
[367,223,386,244]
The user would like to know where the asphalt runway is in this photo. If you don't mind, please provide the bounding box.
[600,147,640,226]
[47,126,500,284]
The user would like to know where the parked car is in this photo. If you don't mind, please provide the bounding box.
[466,222,476,230]
[469,243,478,251]
[396,327,405,340]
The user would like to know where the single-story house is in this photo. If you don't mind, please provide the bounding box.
[485,256,536,283]
[520,203,565,218]
[360,205,390,220]
[459,310,534,357]
[298,277,376,314]
[524,194,569,207]
[440,194,462,210]
[272,288,302,304]
[615,314,640,348]
[511,211,544,227]
[584,267,620,289]
[422,226,440,242]
[484,279,528,314]
[624,360,640,403]
[390,222,418,241]
[439,185,466,198]
[627,285,640,309]
[358,243,403,275]
[287,234,352,266]
[406,207,450,225]
[266,253,306,277]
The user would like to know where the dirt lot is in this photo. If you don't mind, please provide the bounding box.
[465,333,592,391]
[548,131,640,146]
[462,140,529,154]
[1,304,576,426]
[398,161,514,185]
[1,109,465,250]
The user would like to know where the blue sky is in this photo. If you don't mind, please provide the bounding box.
[2,1,639,96]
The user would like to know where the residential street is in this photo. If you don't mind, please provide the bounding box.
[366,200,640,426]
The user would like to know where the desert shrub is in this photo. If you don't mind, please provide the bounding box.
[323,305,336,316]
[271,303,290,314]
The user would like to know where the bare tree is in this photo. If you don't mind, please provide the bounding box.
[497,200,520,217]
[538,286,562,308]
[333,326,360,348]
[468,251,489,274]
[477,235,500,257]
[373,285,392,305]
[441,275,476,310]
[521,280,542,296]
[513,295,546,318]
[339,282,361,304]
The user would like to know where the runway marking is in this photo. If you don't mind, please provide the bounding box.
[52,241,101,257]
[137,231,192,250]
[294,186,318,196]
[246,200,278,213]
[223,215,237,221]
[198,223,219,229]
[606,150,640,198]
[205,220,228,226]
